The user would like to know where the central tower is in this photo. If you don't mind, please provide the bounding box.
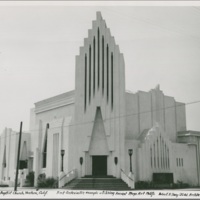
[73,12,126,178]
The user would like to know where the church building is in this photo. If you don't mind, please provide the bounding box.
[0,12,200,188]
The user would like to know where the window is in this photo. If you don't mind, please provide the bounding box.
[107,44,109,102]
[84,54,87,111]
[98,28,100,89]
[162,140,165,168]
[89,45,91,103]
[165,144,167,169]
[157,139,159,168]
[150,147,152,168]
[102,36,104,95]
[3,146,6,168]
[43,123,49,168]
[19,160,27,169]
[160,136,163,168]
[154,143,156,168]
[93,37,96,95]
[111,52,114,109]
[167,148,170,168]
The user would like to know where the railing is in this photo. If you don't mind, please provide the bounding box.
[120,169,135,189]
[59,169,77,188]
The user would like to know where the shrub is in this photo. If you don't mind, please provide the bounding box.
[135,181,154,189]
[172,180,190,189]
[25,171,34,187]
[135,180,191,189]
[0,184,9,187]
[37,174,58,188]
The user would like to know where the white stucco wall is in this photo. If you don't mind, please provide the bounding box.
[0,129,30,185]
[172,143,198,185]
[73,12,126,178]
[125,87,187,143]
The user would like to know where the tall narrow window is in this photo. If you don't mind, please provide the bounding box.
[160,135,163,168]
[84,54,87,111]
[111,52,114,109]
[43,123,49,168]
[168,148,170,168]
[162,140,165,169]
[3,146,6,168]
[93,37,96,95]
[102,36,104,95]
[107,44,109,102]
[98,28,100,89]
[154,143,156,168]
[20,141,28,169]
[89,46,91,103]
[176,158,178,167]
[150,147,152,168]
[165,144,167,169]
[157,138,159,168]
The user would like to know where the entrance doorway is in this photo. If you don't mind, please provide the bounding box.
[92,156,107,176]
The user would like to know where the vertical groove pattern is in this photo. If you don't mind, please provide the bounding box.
[93,37,96,96]
[157,138,159,168]
[150,147,152,168]
[107,44,109,103]
[168,148,170,168]
[160,135,162,168]
[89,46,91,103]
[111,52,114,109]
[154,143,156,168]
[102,36,104,95]
[43,123,49,168]
[84,54,87,111]
[98,28,100,89]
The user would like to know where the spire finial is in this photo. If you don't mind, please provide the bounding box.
[96,11,102,20]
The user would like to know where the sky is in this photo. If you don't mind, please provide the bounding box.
[0,1,200,133]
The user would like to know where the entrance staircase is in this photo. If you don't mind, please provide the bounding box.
[64,176,132,190]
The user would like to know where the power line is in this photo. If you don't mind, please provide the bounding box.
[27,98,200,133]
[0,99,199,139]
[104,7,200,40]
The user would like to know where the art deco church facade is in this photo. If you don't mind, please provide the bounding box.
[1,12,200,187]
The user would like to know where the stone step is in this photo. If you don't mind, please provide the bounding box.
[64,178,131,190]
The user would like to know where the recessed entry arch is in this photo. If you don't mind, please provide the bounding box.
[88,107,109,176]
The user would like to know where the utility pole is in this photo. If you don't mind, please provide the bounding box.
[14,122,23,191]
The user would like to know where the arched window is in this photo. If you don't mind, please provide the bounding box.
[42,123,49,168]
